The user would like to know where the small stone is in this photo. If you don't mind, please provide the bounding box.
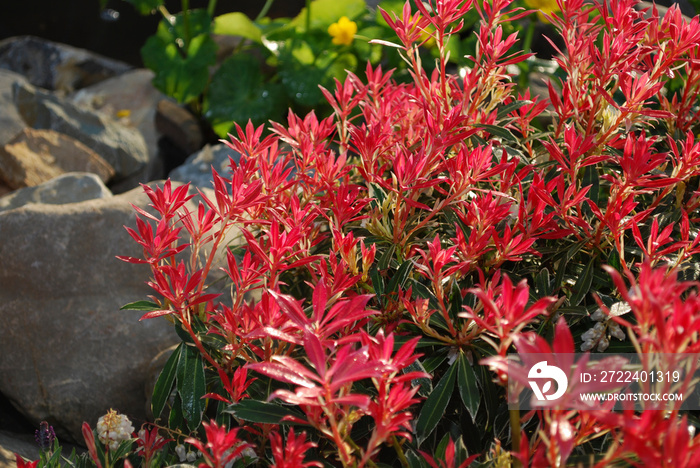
[13,81,149,189]
[169,144,240,188]
[0,128,115,190]
[0,173,112,214]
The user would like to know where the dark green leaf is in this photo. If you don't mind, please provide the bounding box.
[570,258,595,306]
[387,260,413,294]
[422,353,447,374]
[226,400,305,424]
[496,100,534,120]
[176,345,206,431]
[205,54,286,135]
[405,449,429,468]
[120,300,161,311]
[553,241,585,291]
[152,343,182,419]
[416,361,457,446]
[456,353,480,421]
[403,359,433,397]
[582,165,599,208]
[378,244,396,271]
[535,268,551,297]
[477,124,518,143]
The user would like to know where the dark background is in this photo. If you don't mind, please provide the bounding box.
[0,0,307,66]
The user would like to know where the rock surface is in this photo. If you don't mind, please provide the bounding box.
[0,128,115,189]
[0,173,112,214]
[0,70,28,147]
[0,36,132,93]
[0,182,209,442]
[169,144,240,188]
[155,99,204,157]
[0,431,40,468]
[70,69,167,181]
[13,81,149,189]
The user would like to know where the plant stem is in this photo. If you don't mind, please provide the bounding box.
[305,0,311,32]
[181,0,191,52]
[255,0,275,21]
[207,0,217,18]
[510,408,522,468]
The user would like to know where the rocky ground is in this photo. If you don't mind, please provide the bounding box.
[0,36,239,467]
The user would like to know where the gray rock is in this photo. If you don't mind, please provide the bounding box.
[155,99,203,156]
[0,70,28,147]
[13,81,149,189]
[70,69,167,181]
[169,144,240,188]
[0,128,115,190]
[0,173,112,214]
[0,36,132,93]
[0,431,40,468]
[0,183,209,442]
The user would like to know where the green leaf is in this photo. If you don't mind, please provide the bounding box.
[405,449,430,468]
[535,268,552,297]
[416,361,457,446]
[570,258,595,306]
[111,439,135,462]
[142,32,217,103]
[289,0,366,31]
[152,343,182,419]
[205,54,286,135]
[456,353,480,421]
[477,124,518,143]
[155,9,213,42]
[496,99,534,120]
[553,241,585,291]
[403,359,433,397]
[176,345,206,431]
[120,300,161,311]
[226,400,305,424]
[387,260,413,294]
[213,12,262,42]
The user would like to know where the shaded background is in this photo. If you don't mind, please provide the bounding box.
[0,0,307,66]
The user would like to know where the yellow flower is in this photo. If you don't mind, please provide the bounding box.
[523,0,560,22]
[328,16,357,46]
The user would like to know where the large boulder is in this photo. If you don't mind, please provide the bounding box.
[13,81,149,190]
[0,182,207,442]
[0,36,132,93]
[0,128,115,190]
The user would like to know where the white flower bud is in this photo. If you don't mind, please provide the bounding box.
[597,336,610,352]
[609,322,626,341]
[591,309,606,322]
[175,444,187,462]
[581,340,595,352]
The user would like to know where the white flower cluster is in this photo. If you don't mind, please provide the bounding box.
[96,409,134,451]
[581,304,628,352]
[175,444,201,463]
